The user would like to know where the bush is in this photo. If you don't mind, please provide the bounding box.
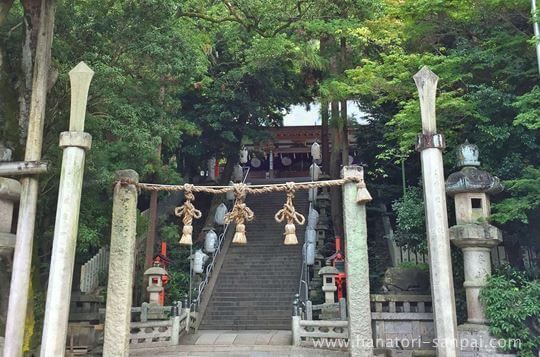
[481,266,540,356]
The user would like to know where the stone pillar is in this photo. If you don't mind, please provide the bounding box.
[341,165,373,357]
[103,170,139,357]
[414,67,458,356]
[40,62,94,357]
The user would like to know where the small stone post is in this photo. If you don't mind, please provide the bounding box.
[40,62,94,357]
[414,66,458,356]
[170,315,181,345]
[103,170,139,357]
[341,165,373,357]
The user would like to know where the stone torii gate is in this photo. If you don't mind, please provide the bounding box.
[101,167,375,357]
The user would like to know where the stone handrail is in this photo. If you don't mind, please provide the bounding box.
[292,317,349,347]
[129,309,192,349]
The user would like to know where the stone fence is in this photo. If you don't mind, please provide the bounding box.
[79,247,109,294]
[292,294,435,352]
[129,307,197,350]
[370,294,435,350]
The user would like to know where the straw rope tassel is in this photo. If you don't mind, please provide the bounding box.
[356,178,372,204]
[224,184,254,244]
[275,182,305,245]
[174,184,202,245]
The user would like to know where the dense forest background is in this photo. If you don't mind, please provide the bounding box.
[0,0,539,353]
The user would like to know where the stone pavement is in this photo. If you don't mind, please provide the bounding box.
[130,330,349,356]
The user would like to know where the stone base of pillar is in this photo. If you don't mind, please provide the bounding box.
[457,323,516,357]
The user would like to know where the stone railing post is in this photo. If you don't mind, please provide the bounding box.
[342,165,373,357]
[414,66,458,356]
[184,307,191,332]
[291,315,301,346]
[103,170,139,357]
[40,62,94,356]
[170,316,181,345]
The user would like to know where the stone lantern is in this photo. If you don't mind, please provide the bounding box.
[318,264,339,304]
[144,264,168,306]
[446,141,505,354]
[0,177,20,252]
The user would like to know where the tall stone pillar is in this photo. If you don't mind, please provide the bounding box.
[103,170,139,357]
[414,66,458,356]
[40,62,94,357]
[446,141,509,356]
[342,165,373,357]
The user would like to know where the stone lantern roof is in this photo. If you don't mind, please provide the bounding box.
[446,140,503,196]
[318,266,340,276]
[144,265,168,276]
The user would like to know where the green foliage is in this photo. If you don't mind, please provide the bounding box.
[492,167,540,224]
[398,261,429,271]
[481,266,540,356]
[160,223,191,304]
[391,187,427,254]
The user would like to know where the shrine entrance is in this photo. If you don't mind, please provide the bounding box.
[99,166,372,356]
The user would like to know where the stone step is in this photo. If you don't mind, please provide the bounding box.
[199,190,307,330]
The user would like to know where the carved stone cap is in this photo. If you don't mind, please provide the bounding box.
[446,166,503,196]
[457,140,480,168]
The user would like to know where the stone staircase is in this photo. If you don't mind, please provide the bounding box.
[199,190,308,330]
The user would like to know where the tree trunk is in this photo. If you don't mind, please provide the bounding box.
[340,100,348,165]
[18,0,42,145]
[320,100,329,174]
[330,101,343,237]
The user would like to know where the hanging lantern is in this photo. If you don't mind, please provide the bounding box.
[204,230,218,253]
[207,157,216,181]
[250,157,261,168]
[226,181,235,201]
[193,249,208,274]
[311,141,321,160]
[239,147,249,164]
[306,242,316,265]
[308,188,318,202]
[307,208,319,229]
[214,203,228,225]
[232,164,243,182]
[310,163,321,181]
[281,156,292,166]
[305,228,316,244]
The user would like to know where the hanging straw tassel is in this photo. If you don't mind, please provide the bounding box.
[232,223,247,244]
[356,179,372,204]
[275,182,305,245]
[225,184,254,245]
[174,184,202,245]
[283,223,298,245]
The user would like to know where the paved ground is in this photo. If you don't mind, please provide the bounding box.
[130,330,349,357]
[180,330,293,346]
